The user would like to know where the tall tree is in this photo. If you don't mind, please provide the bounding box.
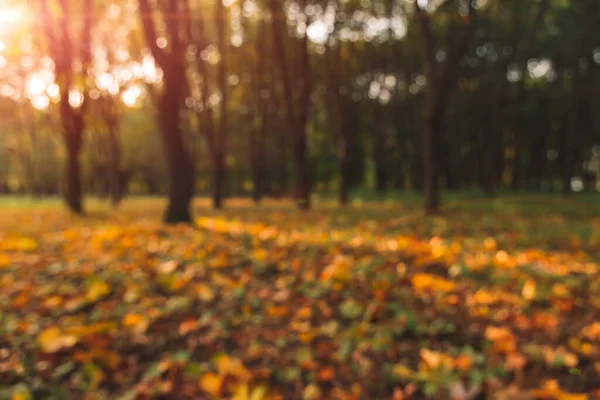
[138,0,194,223]
[269,0,312,209]
[415,0,478,212]
[38,0,94,213]
[213,0,229,208]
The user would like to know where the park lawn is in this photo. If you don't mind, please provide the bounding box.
[1,196,600,399]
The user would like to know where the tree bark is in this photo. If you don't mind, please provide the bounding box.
[39,0,93,214]
[212,151,225,209]
[213,0,228,209]
[269,0,311,209]
[107,123,122,207]
[64,130,83,213]
[338,124,350,205]
[415,1,477,213]
[423,113,440,211]
[139,0,194,223]
[158,88,194,223]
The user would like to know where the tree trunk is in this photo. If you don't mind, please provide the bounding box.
[107,122,122,207]
[65,133,83,214]
[269,0,311,209]
[212,151,225,209]
[423,113,440,212]
[374,134,387,194]
[214,0,229,209]
[294,123,310,209]
[158,91,194,223]
[250,127,262,203]
[338,122,350,205]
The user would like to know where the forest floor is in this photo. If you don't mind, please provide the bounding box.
[1,195,600,399]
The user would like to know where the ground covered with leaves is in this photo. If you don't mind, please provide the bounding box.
[1,197,600,399]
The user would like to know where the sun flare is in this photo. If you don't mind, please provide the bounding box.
[0,5,28,33]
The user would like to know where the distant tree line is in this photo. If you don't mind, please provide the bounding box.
[0,0,598,222]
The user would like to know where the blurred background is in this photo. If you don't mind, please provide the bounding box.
[0,0,598,217]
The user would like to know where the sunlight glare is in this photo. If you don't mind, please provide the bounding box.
[68,90,84,108]
[0,84,14,97]
[46,83,60,102]
[142,56,159,83]
[97,73,115,91]
[0,6,27,32]
[31,95,50,110]
[25,76,47,97]
[307,21,329,45]
[122,85,142,108]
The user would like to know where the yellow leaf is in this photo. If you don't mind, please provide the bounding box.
[320,255,353,283]
[0,253,10,268]
[471,289,496,305]
[123,313,149,333]
[86,280,111,302]
[195,284,215,302]
[411,273,456,294]
[552,283,570,297]
[214,354,250,379]
[303,384,321,400]
[396,262,407,277]
[419,349,454,371]
[251,248,268,262]
[392,364,414,378]
[568,337,593,355]
[12,384,32,400]
[484,237,497,251]
[485,326,517,353]
[522,279,536,301]
[199,372,223,396]
[15,237,37,252]
[233,384,267,400]
[233,384,250,400]
[581,322,600,341]
[37,326,78,353]
[157,260,179,274]
[249,386,267,400]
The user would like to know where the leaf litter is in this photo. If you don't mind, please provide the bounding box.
[0,201,599,399]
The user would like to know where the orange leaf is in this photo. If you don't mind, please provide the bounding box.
[454,354,472,371]
[123,313,149,333]
[522,280,536,301]
[266,306,288,317]
[505,352,527,371]
[179,318,198,335]
[317,366,335,382]
[199,373,223,396]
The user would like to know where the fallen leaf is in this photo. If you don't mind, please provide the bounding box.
[37,326,78,353]
[199,372,223,396]
[522,280,536,301]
